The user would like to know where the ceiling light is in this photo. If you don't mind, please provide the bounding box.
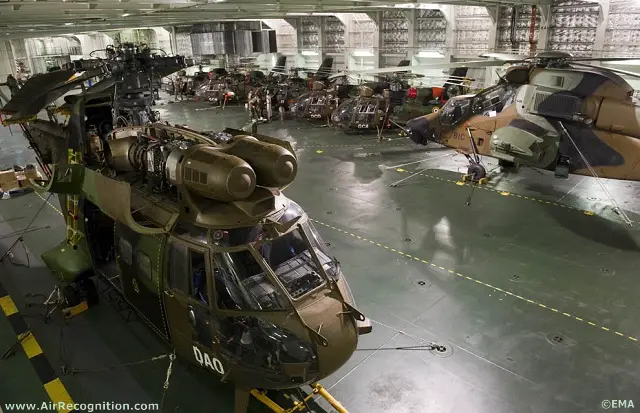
[301,50,318,56]
[353,49,374,57]
[311,13,335,16]
[417,51,444,58]
[394,3,415,8]
[286,12,309,16]
[122,13,131,17]
[64,22,75,26]
[608,59,640,66]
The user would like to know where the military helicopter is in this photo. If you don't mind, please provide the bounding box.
[399,51,640,188]
[329,63,472,134]
[196,58,288,107]
[251,57,338,121]
[1,45,370,413]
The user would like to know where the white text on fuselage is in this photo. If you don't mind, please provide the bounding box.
[193,346,225,375]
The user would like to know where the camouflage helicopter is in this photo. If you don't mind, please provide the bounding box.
[329,63,472,134]
[399,51,640,186]
[1,46,370,413]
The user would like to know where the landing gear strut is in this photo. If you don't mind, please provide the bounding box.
[462,127,488,184]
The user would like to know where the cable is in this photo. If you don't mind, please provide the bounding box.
[558,121,633,226]
[1,193,53,263]
[67,353,170,374]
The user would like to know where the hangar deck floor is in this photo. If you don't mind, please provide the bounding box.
[2,99,640,413]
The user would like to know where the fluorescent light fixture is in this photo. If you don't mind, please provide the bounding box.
[286,12,309,16]
[394,3,440,9]
[417,51,444,58]
[311,12,336,16]
[64,22,75,26]
[608,59,640,66]
[301,50,318,56]
[122,13,131,17]
[353,49,374,57]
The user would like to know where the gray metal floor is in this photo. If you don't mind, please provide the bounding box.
[1,99,640,413]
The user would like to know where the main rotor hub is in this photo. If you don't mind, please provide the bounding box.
[533,51,574,68]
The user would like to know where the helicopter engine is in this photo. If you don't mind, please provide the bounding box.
[106,132,297,202]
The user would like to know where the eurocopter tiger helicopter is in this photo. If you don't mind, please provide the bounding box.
[0,44,370,413]
[356,51,640,184]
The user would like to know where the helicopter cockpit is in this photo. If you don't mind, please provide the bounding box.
[438,81,518,130]
[170,199,351,387]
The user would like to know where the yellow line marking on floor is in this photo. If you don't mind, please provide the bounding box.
[34,192,63,217]
[43,379,74,413]
[311,218,638,343]
[390,169,598,216]
[0,295,19,316]
[21,332,44,359]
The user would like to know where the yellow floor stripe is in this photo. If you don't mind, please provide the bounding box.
[20,332,44,359]
[44,379,74,413]
[0,295,19,316]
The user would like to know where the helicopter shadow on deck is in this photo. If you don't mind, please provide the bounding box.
[393,165,640,253]
[322,146,439,185]
[518,180,640,252]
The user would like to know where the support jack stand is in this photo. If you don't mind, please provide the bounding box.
[27,284,89,323]
[251,382,349,413]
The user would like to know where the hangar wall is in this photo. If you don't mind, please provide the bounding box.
[9,1,640,87]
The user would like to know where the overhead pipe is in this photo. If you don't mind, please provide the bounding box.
[510,6,518,51]
[529,5,538,56]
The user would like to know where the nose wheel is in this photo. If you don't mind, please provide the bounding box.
[464,162,488,184]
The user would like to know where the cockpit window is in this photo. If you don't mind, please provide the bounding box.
[471,82,517,116]
[302,221,339,280]
[439,97,472,130]
[214,250,289,311]
[257,228,325,299]
[332,99,356,123]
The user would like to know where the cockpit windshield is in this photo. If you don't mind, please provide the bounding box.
[439,82,518,129]
[471,82,517,116]
[212,201,338,309]
[214,250,290,311]
[257,228,325,299]
[439,96,473,130]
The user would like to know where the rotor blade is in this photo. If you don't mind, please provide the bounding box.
[571,62,640,79]
[568,57,640,63]
[480,52,528,61]
[328,60,518,79]
[1,67,105,121]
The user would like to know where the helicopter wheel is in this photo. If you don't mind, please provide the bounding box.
[467,163,486,182]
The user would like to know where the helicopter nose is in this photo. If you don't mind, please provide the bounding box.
[298,295,358,379]
[406,115,432,145]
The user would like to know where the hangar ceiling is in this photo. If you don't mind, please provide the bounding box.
[2,0,550,38]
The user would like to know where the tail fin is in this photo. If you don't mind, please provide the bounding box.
[271,55,287,76]
[315,57,334,79]
[445,67,469,87]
